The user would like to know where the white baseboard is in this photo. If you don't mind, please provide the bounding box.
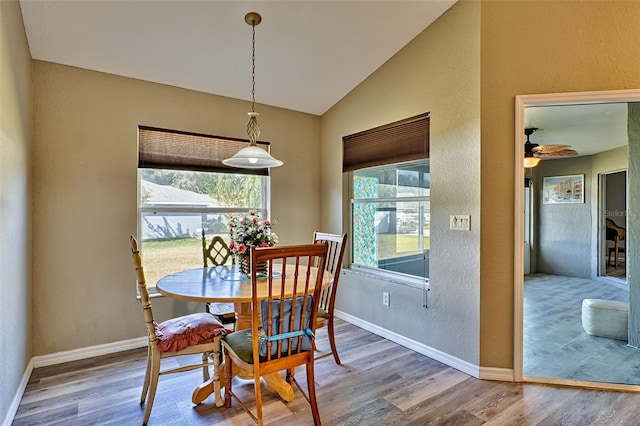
[32,336,147,368]
[6,337,147,425]
[335,310,482,379]
[2,359,34,426]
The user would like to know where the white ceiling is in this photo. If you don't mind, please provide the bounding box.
[19,0,457,116]
[19,1,630,153]
[525,103,629,158]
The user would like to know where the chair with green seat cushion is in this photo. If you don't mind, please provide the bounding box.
[313,231,347,365]
[222,243,329,426]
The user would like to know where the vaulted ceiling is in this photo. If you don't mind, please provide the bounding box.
[19,0,457,116]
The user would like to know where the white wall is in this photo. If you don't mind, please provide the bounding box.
[0,0,32,420]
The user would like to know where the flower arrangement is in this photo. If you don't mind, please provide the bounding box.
[228,210,278,264]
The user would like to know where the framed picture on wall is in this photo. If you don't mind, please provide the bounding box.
[543,174,584,204]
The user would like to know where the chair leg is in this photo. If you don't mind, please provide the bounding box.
[140,346,152,404]
[327,317,341,365]
[286,367,294,386]
[224,348,233,408]
[201,352,211,382]
[143,352,161,425]
[254,372,264,426]
[306,361,321,425]
[213,344,223,408]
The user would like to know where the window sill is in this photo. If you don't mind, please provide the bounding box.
[346,266,429,290]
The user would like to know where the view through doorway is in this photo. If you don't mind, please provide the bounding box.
[601,170,627,284]
[515,89,640,391]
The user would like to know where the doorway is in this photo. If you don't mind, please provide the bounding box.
[514,89,640,390]
[601,170,627,283]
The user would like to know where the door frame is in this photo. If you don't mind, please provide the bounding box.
[514,89,640,390]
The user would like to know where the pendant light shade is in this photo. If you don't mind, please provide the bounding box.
[223,12,283,169]
[223,113,283,168]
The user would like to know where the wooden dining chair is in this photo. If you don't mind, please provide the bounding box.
[130,236,228,425]
[222,243,329,425]
[312,231,347,365]
[202,230,237,327]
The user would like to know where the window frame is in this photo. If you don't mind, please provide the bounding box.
[136,126,273,294]
[347,160,430,290]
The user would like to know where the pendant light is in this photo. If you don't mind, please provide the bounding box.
[223,12,283,169]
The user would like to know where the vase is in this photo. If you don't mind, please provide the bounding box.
[238,249,268,276]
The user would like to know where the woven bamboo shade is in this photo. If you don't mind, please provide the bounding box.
[138,126,271,176]
[342,113,430,172]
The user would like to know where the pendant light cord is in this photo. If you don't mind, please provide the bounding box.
[251,22,256,113]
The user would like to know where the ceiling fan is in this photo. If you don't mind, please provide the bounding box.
[524,127,578,168]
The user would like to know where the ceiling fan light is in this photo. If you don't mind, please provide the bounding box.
[222,145,283,169]
[524,156,541,168]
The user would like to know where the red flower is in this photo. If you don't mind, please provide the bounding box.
[263,220,271,226]
[229,241,235,250]
[238,244,247,254]
[260,242,269,247]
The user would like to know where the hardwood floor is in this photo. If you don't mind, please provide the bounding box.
[13,319,640,425]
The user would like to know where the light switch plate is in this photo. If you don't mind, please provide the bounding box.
[450,215,471,231]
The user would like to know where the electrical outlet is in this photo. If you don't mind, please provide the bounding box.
[382,292,390,306]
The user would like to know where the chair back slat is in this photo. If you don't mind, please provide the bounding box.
[202,230,234,267]
[313,232,347,312]
[252,244,328,362]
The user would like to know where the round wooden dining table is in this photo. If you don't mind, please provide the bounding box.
[156,264,331,404]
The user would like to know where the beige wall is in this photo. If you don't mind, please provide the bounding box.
[5,3,640,413]
[31,61,321,355]
[321,1,481,363]
[480,0,640,368]
[0,0,32,419]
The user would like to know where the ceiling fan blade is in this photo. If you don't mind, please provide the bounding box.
[535,149,578,157]
[532,144,571,153]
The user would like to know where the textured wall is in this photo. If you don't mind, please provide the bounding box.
[0,0,32,420]
[534,157,593,278]
[321,1,481,364]
[481,0,640,368]
[31,62,321,355]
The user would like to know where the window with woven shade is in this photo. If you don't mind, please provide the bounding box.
[137,126,271,291]
[344,114,430,287]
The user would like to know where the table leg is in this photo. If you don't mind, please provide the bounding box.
[264,373,295,402]
[192,355,227,407]
[191,364,294,404]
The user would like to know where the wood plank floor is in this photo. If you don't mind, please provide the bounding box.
[13,319,640,425]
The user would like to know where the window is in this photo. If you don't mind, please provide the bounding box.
[344,114,429,285]
[351,161,430,282]
[137,126,271,291]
